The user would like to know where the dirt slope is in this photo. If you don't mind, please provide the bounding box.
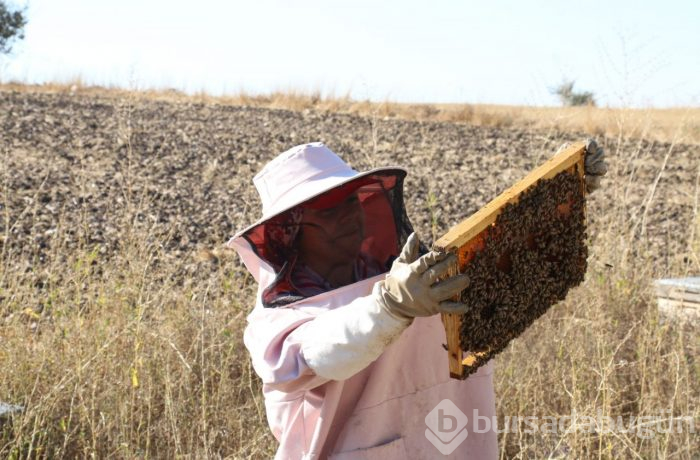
[1,90,697,287]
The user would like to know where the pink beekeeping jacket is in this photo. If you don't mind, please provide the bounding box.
[229,237,499,459]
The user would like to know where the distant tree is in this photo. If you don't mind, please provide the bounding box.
[552,80,596,107]
[0,1,26,55]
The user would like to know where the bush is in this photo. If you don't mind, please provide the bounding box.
[553,80,596,107]
[0,1,26,55]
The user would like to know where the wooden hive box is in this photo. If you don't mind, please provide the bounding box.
[434,142,588,379]
[655,277,700,323]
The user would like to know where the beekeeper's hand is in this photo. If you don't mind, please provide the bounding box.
[583,138,608,193]
[375,233,470,320]
[300,232,470,381]
[557,138,608,193]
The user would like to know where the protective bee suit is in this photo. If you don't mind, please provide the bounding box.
[226,143,498,459]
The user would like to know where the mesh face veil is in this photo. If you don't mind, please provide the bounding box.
[241,171,417,307]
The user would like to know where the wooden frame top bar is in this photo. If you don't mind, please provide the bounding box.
[434,141,587,252]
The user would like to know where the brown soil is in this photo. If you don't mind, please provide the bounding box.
[1,90,697,290]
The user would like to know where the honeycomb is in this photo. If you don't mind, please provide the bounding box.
[454,167,587,378]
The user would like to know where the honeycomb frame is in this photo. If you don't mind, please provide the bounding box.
[434,142,588,379]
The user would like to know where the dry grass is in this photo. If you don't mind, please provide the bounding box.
[1,84,698,458]
[2,81,698,145]
[1,177,274,458]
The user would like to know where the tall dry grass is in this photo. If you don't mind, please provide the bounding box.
[1,140,275,457]
[1,85,698,458]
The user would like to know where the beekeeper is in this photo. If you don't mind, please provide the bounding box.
[226,141,606,459]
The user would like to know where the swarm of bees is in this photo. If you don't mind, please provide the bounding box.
[456,168,587,377]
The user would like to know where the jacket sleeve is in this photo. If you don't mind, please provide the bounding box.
[243,284,412,392]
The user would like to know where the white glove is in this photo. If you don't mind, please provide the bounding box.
[583,138,608,193]
[300,290,412,381]
[299,234,470,381]
[376,233,470,320]
[556,139,608,193]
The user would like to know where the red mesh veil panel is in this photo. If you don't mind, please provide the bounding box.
[242,171,417,307]
[356,175,401,267]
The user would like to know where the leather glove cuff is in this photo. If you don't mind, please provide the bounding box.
[300,287,412,381]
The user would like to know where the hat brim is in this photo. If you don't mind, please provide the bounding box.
[226,166,407,246]
[303,175,381,209]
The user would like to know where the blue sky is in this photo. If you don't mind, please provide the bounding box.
[1,0,698,107]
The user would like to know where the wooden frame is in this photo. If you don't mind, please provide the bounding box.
[434,142,587,379]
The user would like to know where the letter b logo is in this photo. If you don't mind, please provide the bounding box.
[425,399,469,455]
